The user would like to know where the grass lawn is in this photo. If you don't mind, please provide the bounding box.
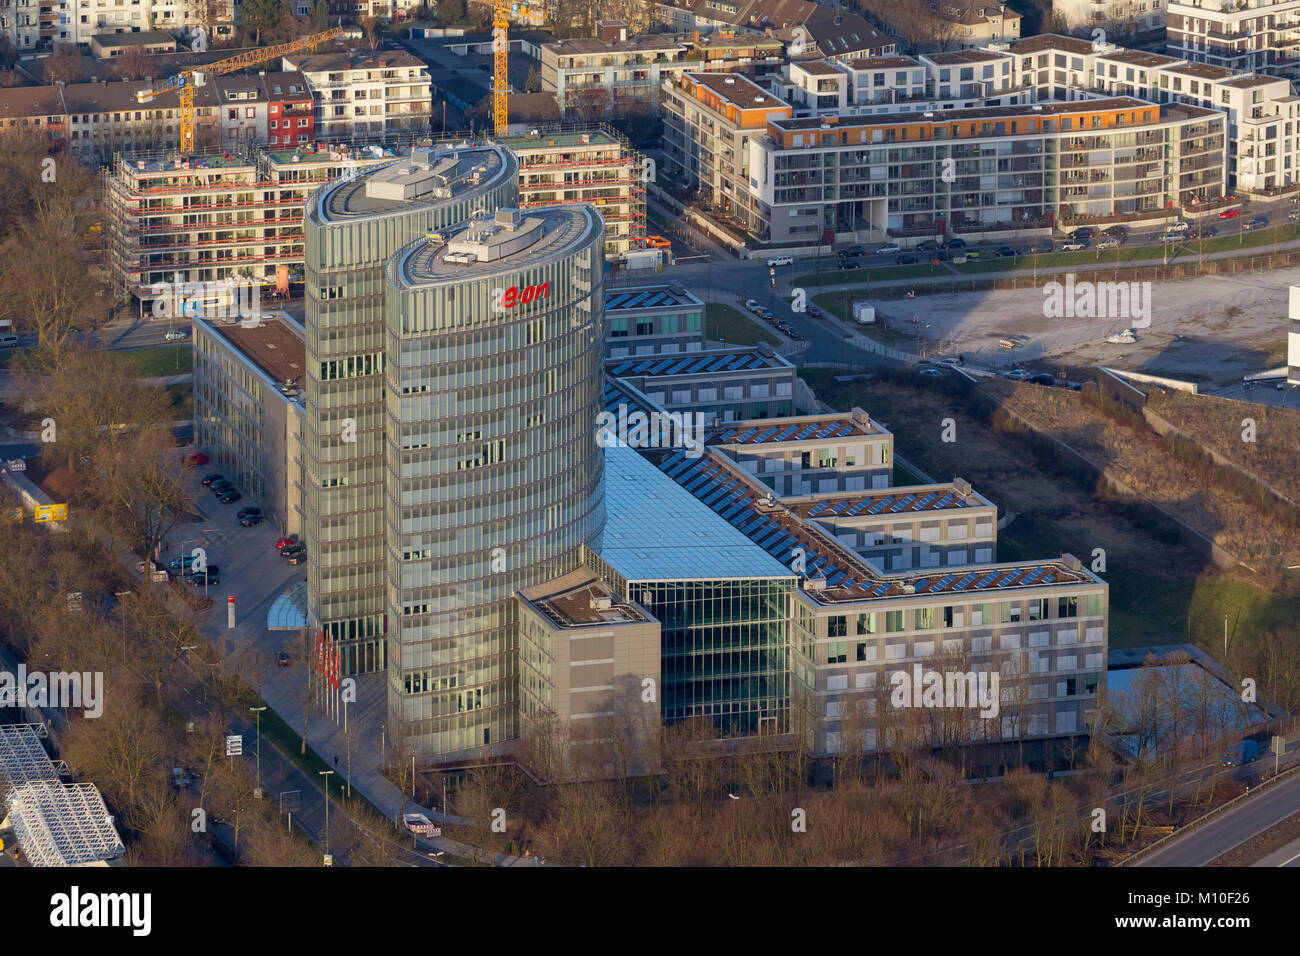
[796,263,948,287]
[706,302,772,347]
[891,458,929,487]
[109,346,193,377]
[166,384,192,419]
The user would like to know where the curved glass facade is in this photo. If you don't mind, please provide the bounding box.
[302,148,519,678]
[382,206,607,758]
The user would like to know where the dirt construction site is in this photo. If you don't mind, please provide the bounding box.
[889,266,1298,383]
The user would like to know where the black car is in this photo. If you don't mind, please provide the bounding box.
[1191,225,1218,239]
[1027,373,1055,386]
[276,652,291,667]
[240,514,262,527]
[281,543,306,557]
[210,480,234,493]
[942,237,966,249]
[287,552,307,565]
[838,245,865,258]
[237,506,262,519]
[996,246,1017,257]
[1034,240,1054,254]
[201,473,223,486]
[1247,216,1268,230]
[916,239,939,252]
[896,255,919,265]
[186,573,220,587]
[219,490,242,504]
[837,258,860,270]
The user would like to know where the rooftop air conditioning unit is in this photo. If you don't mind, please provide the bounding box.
[954,477,972,497]
[590,596,613,610]
[903,584,916,594]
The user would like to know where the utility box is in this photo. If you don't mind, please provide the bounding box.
[852,302,876,325]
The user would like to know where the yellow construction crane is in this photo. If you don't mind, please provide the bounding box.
[493,0,509,136]
[136,27,345,154]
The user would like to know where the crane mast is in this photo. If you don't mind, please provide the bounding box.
[493,0,509,136]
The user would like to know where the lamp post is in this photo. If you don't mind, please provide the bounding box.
[114,591,131,662]
[249,706,266,798]
[319,769,334,863]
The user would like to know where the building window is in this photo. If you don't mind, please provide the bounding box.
[827,615,847,637]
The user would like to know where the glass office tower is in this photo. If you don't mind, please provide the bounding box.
[303,147,518,677]
[382,205,607,758]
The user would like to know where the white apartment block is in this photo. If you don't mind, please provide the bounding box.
[1166,0,1300,75]
[0,0,235,50]
[281,50,431,140]
[1054,0,1166,35]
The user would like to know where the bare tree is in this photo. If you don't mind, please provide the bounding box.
[44,43,89,85]
[113,46,159,82]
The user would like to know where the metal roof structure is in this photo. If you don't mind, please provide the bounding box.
[3,781,124,867]
[607,351,781,378]
[0,724,64,790]
[595,445,795,583]
[604,285,703,312]
[655,449,1095,602]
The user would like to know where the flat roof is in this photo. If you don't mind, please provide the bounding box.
[91,30,175,46]
[1007,34,1096,56]
[519,567,652,628]
[315,146,510,224]
[596,444,796,582]
[1096,49,1181,68]
[496,129,622,150]
[845,56,923,70]
[206,316,306,388]
[684,72,788,110]
[1161,61,1239,80]
[795,59,843,76]
[607,347,790,378]
[395,204,601,287]
[787,483,992,520]
[546,35,687,54]
[604,285,703,312]
[925,50,1007,65]
[771,96,1162,130]
[656,449,1098,602]
[710,411,883,444]
[1221,74,1283,88]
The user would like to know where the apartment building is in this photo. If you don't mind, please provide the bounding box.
[748,97,1225,242]
[215,72,315,151]
[495,128,647,257]
[103,144,405,306]
[1166,0,1300,75]
[62,76,222,160]
[1054,0,1166,35]
[89,30,177,57]
[280,49,430,140]
[540,30,785,118]
[0,0,235,50]
[661,71,793,235]
[935,0,1023,49]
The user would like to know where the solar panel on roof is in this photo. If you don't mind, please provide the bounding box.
[793,424,818,440]
[752,426,780,443]
[1041,574,1056,584]
[933,493,956,509]
[871,583,890,596]
[609,361,634,376]
[825,571,846,587]
[832,424,855,438]
[733,428,759,443]
[973,572,1000,589]
[845,498,874,516]
[912,493,938,511]
[952,572,979,591]
[928,574,955,593]
[701,484,738,507]
[889,494,917,513]
[663,456,695,479]
[738,515,769,535]
[721,500,751,521]
[754,527,787,548]
[995,571,1019,588]
[683,469,720,494]
[773,424,801,442]
[716,429,739,442]
[1022,567,1044,585]
[867,496,894,515]
[808,502,828,517]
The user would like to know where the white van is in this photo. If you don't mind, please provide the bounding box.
[0,334,19,349]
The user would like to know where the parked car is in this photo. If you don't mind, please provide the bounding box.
[280,543,306,557]
[237,506,262,520]
[757,307,773,320]
[1027,373,1055,386]
[838,245,865,257]
[186,573,220,587]
[1158,231,1183,243]
[168,554,198,572]
[1169,220,1190,232]
[1218,208,1241,219]
[276,651,291,667]
[219,490,242,504]
[805,305,822,318]
[745,298,760,312]
[1096,238,1121,250]
[1060,241,1087,252]
[787,330,804,341]
[182,451,209,468]
[1071,227,1096,239]
[210,482,234,495]
[896,255,919,265]
[287,552,307,565]
[1246,216,1268,230]
[938,356,963,366]
[1003,369,1030,381]
[200,473,223,486]
[942,237,966,249]
[766,255,793,267]
[917,367,943,379]
[1034,240,1054,254]
[645,235,672,249]
[963,248,981,260]
[275,535,299,550]
[837,258,860,270]
[995,246,1018,257]
[876,243,901,255]
[1191,225,1218,239]
[916,239,939,252]
[240,514,262,527]
[1288,210,1300,223]
[165,328,191,341]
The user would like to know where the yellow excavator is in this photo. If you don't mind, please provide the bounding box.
[135,27,345,154]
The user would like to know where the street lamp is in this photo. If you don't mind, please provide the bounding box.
[249,706,266,799]
[114,591,131,662]
[319,769,335,863]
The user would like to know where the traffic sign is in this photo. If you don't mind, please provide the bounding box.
[225,734,243,757]
[34,503,68,522]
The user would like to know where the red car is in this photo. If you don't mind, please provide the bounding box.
[275,535,298,550]
[1219,208,1240,219]
[183,451,210,468]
